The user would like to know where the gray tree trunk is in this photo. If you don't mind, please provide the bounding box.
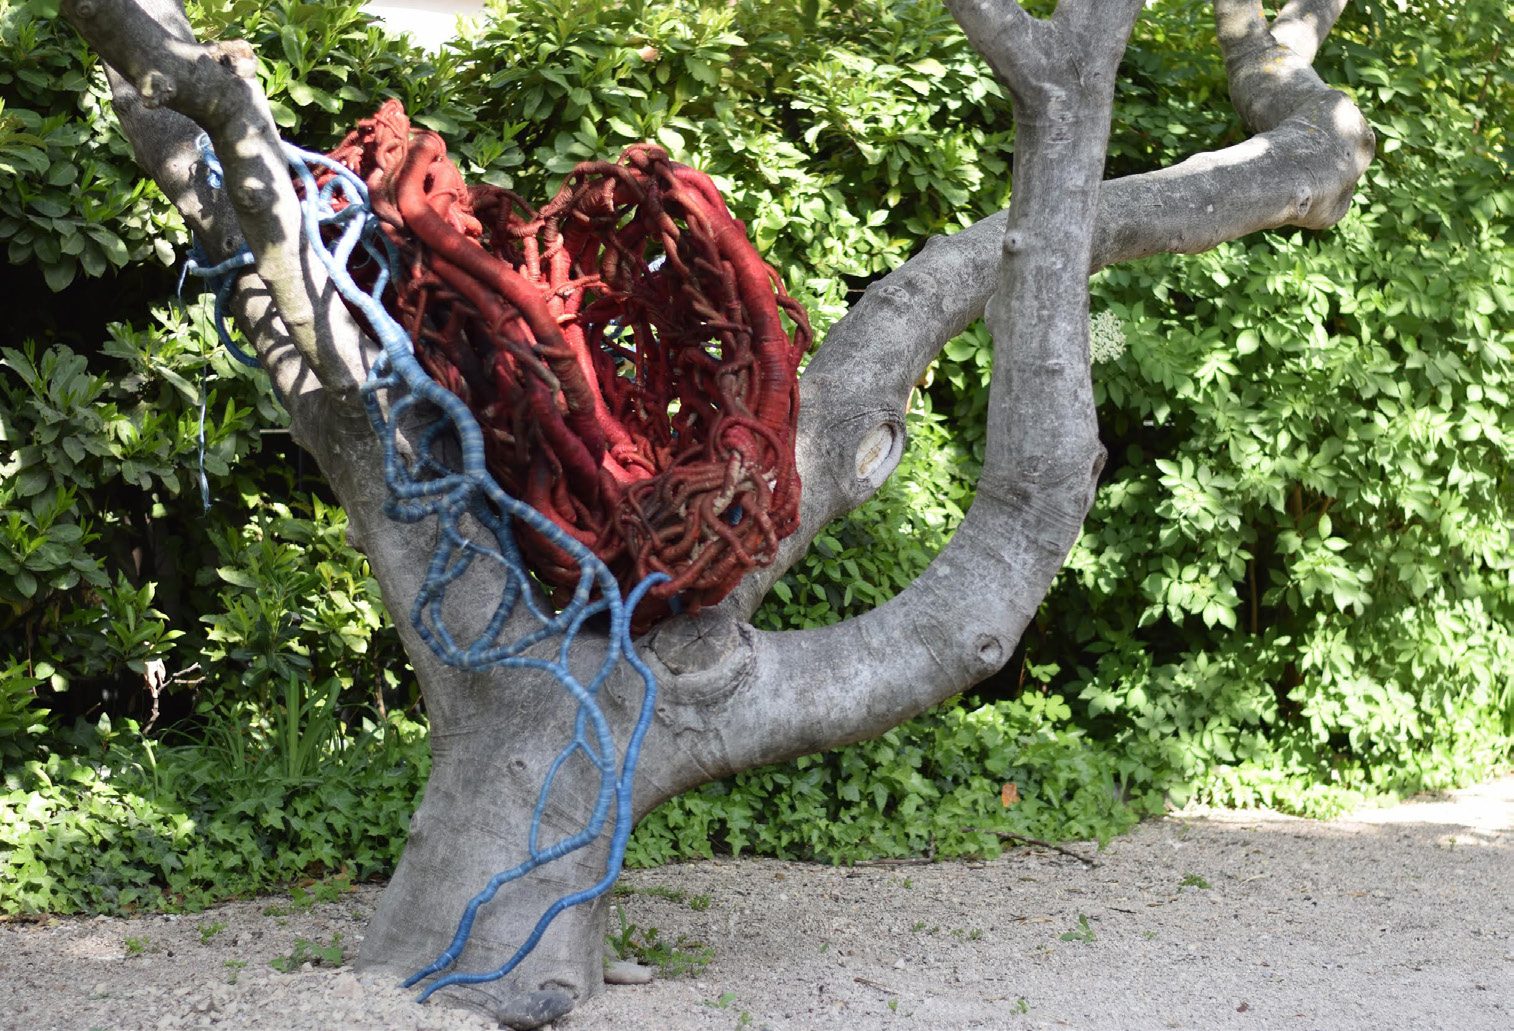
[61,0,1372,1022]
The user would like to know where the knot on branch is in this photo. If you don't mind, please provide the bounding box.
[136,69,175,108]
[854,418,904,489]
[209,40,258,79]
[646,611,753,720]
[973,633,1006,672]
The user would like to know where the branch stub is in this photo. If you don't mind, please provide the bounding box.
[855,421,904,488]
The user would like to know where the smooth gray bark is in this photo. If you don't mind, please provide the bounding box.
[61,0,1373,1021]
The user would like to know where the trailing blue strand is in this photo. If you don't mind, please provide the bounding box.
[178,183,258,511]
[192,137,666,1001]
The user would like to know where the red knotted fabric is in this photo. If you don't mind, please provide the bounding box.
[315,101,811,628]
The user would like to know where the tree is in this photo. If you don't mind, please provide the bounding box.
[58,0,1372,1021]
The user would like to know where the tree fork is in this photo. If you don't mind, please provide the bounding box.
[60,0,1373,1023]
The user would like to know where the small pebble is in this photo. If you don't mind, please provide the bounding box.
[493,988,574,1030]
[604,960,654,986]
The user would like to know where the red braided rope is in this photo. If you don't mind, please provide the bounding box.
[316,101,811,628]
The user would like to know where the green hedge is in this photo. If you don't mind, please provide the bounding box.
[638,0,1514,857]
[1045,0,1514,814]
[2,710,428,913]
[1,0,1509,910]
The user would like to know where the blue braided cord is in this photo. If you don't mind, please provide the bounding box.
[196,376,210,511]
[178,231,256,512]
[180,246,256,512]
[182,240,260,368]
[197,132,225,189]
[408,570,667,1001]
[267,141,668,1000]
[181,132,257,511]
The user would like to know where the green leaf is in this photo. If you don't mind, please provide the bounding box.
[42,261,76,292]
[280,24,304,68]
[155,366,200,404]
[655,125,685,154]
[216,567,258,589]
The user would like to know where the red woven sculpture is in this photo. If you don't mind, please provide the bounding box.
[317,101,811,628]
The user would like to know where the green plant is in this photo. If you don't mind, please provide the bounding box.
[123,935,147,956]
[0,710,429,915]
[641,885,687,904]
[629,692,1142,866]
[308,873,353,904]
[616,884,714,912]
[270,933,344,973]
[3,0,1510,916]
[0,301,275,739]
[1179,873,1211,890]
[197,919,226,943]
[223,958,247,984]
[607,907,712,978]
[0,0,186,294]
[1059,915,1095,944]
[0,662,46,760]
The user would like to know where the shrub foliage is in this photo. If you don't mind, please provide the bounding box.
[0,0,1509,910]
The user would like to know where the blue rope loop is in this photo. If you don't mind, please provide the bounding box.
[178,135,261,511]
[191,137,665,1001]
[178,241,257,512]
[184,136,261,367]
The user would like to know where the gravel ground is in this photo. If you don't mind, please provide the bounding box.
[2,775,1509,1031]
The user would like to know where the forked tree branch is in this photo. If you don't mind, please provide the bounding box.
[66,0,1373,806]
[944,0,1050,102]
[646,0,1147,796]
[720,0,1373,623]
[1272,0,1349,63]
[675,0,1372,793]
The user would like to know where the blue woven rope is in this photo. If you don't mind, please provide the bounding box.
[191,137,665,1001]
[178,142,258,511]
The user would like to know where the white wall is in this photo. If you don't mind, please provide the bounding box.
[363,1,489,51]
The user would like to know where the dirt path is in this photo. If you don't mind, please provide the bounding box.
[2,776,1509,1030]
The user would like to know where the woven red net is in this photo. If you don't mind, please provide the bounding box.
[315,101,811,628]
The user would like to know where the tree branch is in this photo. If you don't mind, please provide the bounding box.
[1217,0,1332,131]
[650,0,1146,792]
[60,0,373,401]
[944,0,1047,102]
[1111,0,1372,253]
[60,3,518,656]
[715,0,1372,626]
[676,0,1373,791]
[1272,0,1349,65]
